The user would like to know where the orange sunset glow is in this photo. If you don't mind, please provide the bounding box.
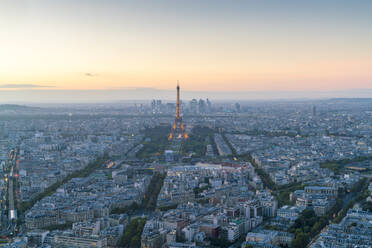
[1,0,371,100]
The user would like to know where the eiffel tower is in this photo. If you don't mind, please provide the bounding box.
[169,82,188,140]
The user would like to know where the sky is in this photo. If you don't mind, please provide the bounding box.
[0,0,372,102]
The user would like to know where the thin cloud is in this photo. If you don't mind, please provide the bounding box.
[85,73,99,77]
[0,84,53,89]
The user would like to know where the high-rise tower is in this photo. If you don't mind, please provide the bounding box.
[169,82,188,140]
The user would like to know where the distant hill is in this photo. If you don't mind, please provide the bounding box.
[0,104,38,110]
[329,98,372,102]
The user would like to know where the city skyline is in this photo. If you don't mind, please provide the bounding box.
[1,0,372,100]
[2,88,372,104]
[1,2,372,246]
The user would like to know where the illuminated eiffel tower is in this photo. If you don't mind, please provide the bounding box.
[169,82,188,140]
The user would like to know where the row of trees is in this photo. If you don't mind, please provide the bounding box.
[136,126,170,159]
[43,222,73,231]
[221,133,237,157]
[241,154,277,190]
[276,182,306,207]
[158,204,178,212]
[110,172,166,214]
[182,126,218,157]
[289,200,341,248]
[290,209,323,247]
[290,178,371,247]
[320,156,372,174]
[290,183,371,248]
[362,201,372,211]
[110,202,139,215]
[20,155,108,213]
[193,183,211,196]
[334,178,370,223]
[142,172,166,211]
[119,218,147,248]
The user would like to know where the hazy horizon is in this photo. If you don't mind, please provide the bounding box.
[1,87,372,104]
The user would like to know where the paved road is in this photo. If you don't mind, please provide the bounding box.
[8,178,15,216]
[8,153,17,220]
[307,191,359,247]
[6,150,18,237]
